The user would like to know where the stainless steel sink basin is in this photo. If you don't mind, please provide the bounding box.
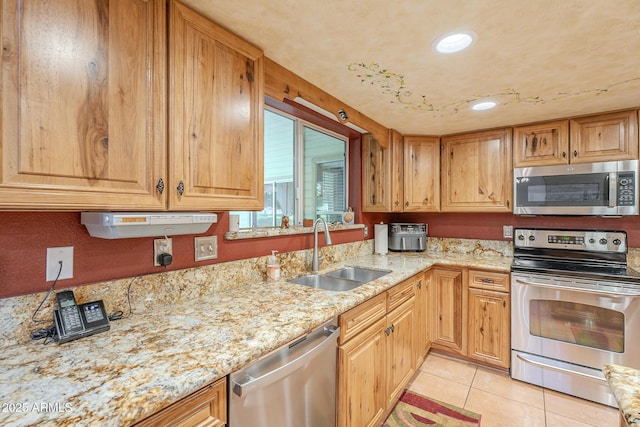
[325,266,392,283]
[289,274,362,292]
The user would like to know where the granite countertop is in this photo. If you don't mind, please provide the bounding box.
[603,364,640,426]
[0,252,510,427]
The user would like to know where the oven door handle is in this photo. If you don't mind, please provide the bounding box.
[513,278,640,297]
[515,353,606,383]
[608,172,617,208]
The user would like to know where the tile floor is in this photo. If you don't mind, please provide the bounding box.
[408,352,620,427]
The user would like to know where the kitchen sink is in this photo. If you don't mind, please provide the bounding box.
[290,266,392,292]
[325,266,392,283]
[289,274,363,292]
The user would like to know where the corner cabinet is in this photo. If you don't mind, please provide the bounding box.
[362,130,403,212]
[169,0,264,210]
[441,128,512,212]
[0,0,167,210]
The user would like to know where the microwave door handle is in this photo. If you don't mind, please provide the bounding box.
[608,172,617,208]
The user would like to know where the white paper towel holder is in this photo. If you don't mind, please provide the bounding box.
[374,223,388,256]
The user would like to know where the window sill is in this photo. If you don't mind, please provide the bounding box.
[224,223,365,241]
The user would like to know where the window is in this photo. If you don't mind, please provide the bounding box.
[233,107,348,228]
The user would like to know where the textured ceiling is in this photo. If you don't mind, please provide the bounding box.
[181,0,640,135]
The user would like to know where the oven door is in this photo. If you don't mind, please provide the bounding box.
[511,273,640,406]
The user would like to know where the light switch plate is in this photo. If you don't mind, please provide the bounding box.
[46,246,74,281]
[195,236,218,261]
[503,225,513,239]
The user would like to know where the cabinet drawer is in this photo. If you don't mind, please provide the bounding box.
[468,270,509,292]
[339,293,386,344]
[135,377,226,426]
[387,278,416,312]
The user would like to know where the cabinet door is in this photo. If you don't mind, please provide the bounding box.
[441,129,512,212]
[513,120,569,167]
[169,0,264,210]
[413,273,430,366]
[0,0,166,210]
[386,297,416,408]
[431,268,466,355]
[338,318,387,427]
[570,110,639,164]
[362,130,403,212]
[389,130,405,212]
[135,377,226,427]
[403,136,440,212]
[467,288,510,368]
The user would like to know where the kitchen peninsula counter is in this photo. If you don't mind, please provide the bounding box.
[603,364,640,426]
[0,250,510,426]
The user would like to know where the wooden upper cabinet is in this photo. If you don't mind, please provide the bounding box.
[0,0,167,210]
[362,130,403,212]
[169,0,264,210]
[570,110,638,164]
[513,120,569,167]
[441,128,512,212]
[403,136,440,212]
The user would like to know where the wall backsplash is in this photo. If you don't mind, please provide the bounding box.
[0,240,373,349]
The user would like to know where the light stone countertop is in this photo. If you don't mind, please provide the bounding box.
[0,251,510,427]
[603,364,640,426]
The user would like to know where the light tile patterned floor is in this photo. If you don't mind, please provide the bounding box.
[408,352,620,427]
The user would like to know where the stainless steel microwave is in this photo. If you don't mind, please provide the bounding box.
[513,160,639,216]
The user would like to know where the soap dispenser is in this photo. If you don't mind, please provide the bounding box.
[266,250,280,282]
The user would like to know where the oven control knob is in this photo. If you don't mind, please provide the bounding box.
[589,238,596,244]
[528,235,535,241]
[613,238,622,246]
[517,235,525,241]
[599,238,608,245]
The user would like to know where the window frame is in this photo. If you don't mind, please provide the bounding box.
[236,104,350,229]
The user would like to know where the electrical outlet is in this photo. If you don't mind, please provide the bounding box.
[46,246,74,281]
[194,236,217,261]
[503,225,514,239]
[363,225,369,238]
[154,238,173,266]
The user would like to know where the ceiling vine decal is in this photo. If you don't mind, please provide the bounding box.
[347,62,640,116]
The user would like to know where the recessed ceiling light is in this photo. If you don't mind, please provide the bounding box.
[433,31,477,54]
[472,101,497,111]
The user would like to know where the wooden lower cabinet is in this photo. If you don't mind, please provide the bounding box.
[467,288,510,368]
[386,297,416,407]
[134,377,226,427]
[338,317,387,427]
[338,276,419,427]
[466,270,510,369]
[431,268,466,355]
[430,268,511,370]
[413,272,430,366]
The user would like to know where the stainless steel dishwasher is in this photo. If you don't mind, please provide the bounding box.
[229,317,339,427]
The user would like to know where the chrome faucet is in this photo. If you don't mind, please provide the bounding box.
[312,218,332,272]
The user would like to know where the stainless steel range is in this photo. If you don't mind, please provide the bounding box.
[511,228,640,407]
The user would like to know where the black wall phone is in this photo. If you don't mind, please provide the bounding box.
[53,290,110,344]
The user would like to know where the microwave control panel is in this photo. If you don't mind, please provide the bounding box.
[617,172,636,206]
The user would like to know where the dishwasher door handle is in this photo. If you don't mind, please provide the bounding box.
[232,325,340,397]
